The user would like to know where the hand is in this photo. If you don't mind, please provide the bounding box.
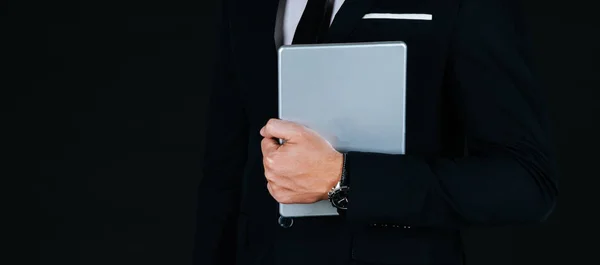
[260,118,343,204]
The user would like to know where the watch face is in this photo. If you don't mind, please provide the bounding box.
[330,186,349,209]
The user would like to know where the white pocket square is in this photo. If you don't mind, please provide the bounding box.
[362,13,433,21]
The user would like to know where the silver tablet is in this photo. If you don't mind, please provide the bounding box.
[278,41,407,217]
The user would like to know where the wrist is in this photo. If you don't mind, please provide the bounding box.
[327,153,349,210]
[321,152,345,201]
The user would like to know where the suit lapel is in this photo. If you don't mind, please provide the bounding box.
[230,0,373,45]
[326,0,374,43]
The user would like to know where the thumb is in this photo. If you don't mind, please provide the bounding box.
[261,136,280,157]
[260,119,303,142]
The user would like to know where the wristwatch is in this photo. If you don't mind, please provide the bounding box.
[328,153,349,210]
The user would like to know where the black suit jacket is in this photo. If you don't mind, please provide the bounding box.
[194,0,558,264]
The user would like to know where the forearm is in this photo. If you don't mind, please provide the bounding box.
[345,147,557,228]
[342,0,558,229]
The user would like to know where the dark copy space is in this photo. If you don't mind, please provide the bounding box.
[5,0,597,264]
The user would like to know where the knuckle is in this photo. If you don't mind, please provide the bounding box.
[297,130,307,139]
[264,161,273,171]
[273,192,282,202]
[264,170,274,181]
[266,119,277,129]
[295,126,310,139]
[263,156,272,168]
[261,138,272,149]
[264,152,280,166]
[278,195,291,204]
[271,190,282,201]
[269,187,289,203]
[265,171,280,183]
[261,137,270,145]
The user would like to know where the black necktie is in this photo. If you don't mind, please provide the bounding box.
[292,0,335,44]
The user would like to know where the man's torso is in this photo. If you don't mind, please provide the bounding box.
[227,0,465,264]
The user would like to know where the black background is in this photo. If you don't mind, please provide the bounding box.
[4,0,598,264]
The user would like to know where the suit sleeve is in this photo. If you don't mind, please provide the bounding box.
[192,2,248,265]
[345,0,558,228]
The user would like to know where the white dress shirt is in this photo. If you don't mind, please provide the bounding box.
[275,0,345,48]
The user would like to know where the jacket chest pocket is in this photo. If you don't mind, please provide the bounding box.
[349,0,437,43]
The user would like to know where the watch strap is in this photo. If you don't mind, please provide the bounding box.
[340,152,348,186]
[328,153,349,210]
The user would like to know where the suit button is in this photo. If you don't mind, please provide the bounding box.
[278,216,293,228]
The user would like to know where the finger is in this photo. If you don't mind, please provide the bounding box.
[261,118,304,142]
[266,181,278,201]
[264,169,295,189]
[261,137,280,157]
[267,182,294,204]
[263,170,278,183]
